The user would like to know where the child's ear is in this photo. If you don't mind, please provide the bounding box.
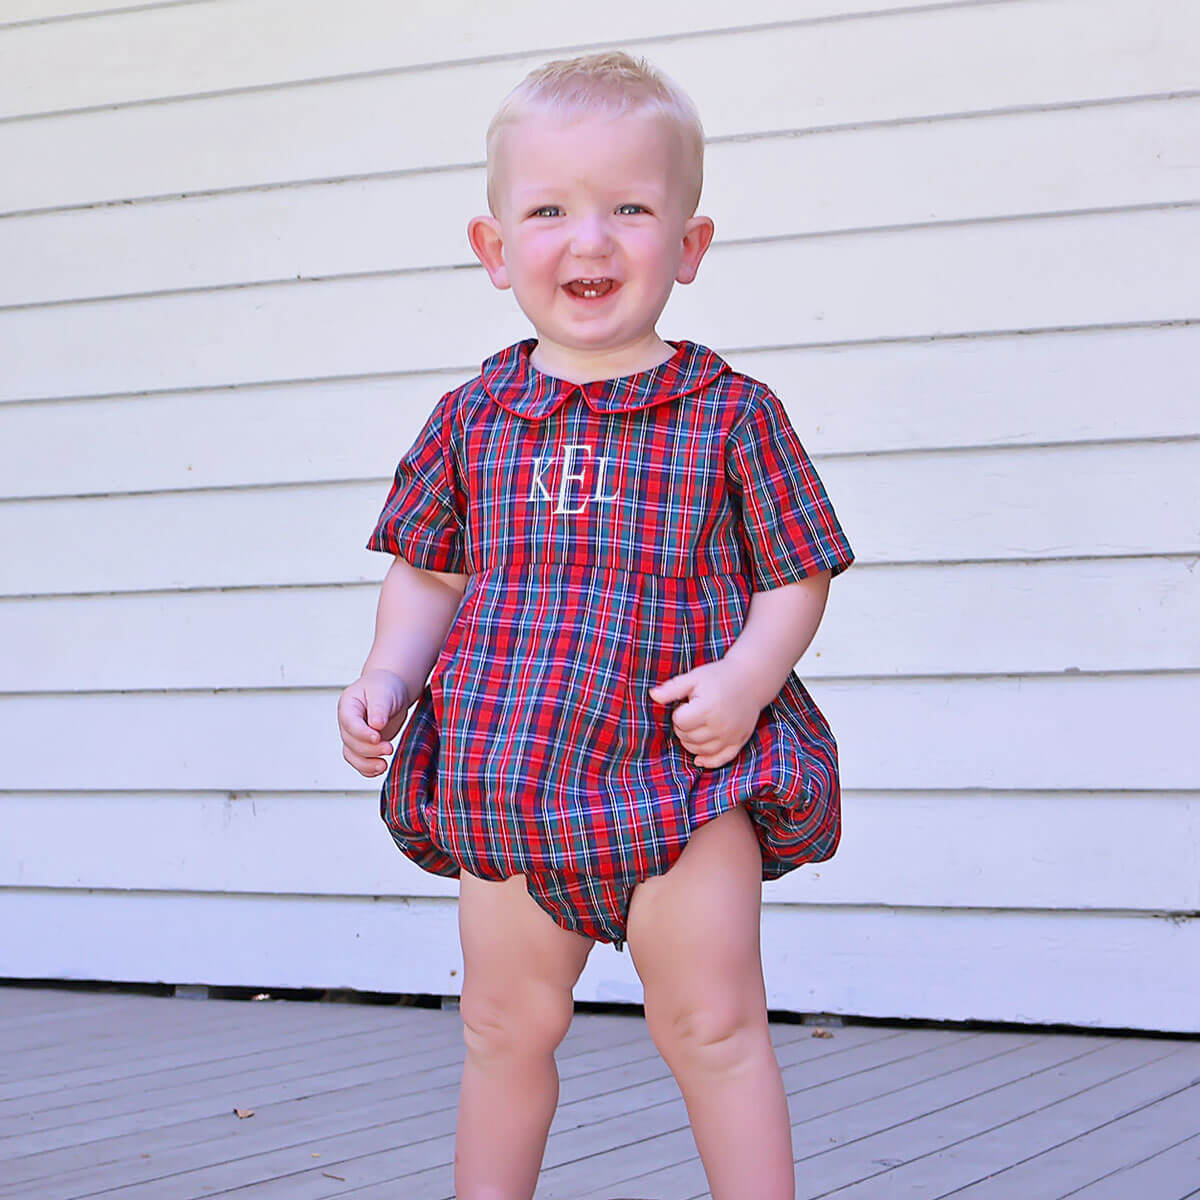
[467,215,510,290]
[676,214,716,285]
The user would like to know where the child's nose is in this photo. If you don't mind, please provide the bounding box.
[568,214,613,257]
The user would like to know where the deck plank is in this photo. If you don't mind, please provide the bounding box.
[950,1082,1200,1197]
[819,1042,1200,1200]
[0,1001,418,1104]
[0,1001,408,1083]
[0,1018,650,1197]
[0,986,1196,1199]
[1065,1129,1200,1199]
[563,1036,1133,1198]
[0,1011,458,1132]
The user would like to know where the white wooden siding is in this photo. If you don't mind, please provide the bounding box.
[5,789,1200,913]
[4,96,1197,308]
[1,0,1197,1031]
[2,325,1197,496]
[4,558,1197,689]
[3,207,1199,401]
[3,674,1196,793]
[4,894,1197,1031]
[3,442,1196,593]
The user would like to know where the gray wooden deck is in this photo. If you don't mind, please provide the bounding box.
[0,986,1198,1200]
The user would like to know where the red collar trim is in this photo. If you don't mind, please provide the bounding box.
[480,338,729,420]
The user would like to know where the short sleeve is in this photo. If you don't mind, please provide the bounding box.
[366,390,467,572]
[725,388,854,591]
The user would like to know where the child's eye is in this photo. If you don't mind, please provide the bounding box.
[530,205,562,218]
[616,203,647,215]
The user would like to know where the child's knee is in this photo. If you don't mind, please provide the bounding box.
[460,979,574,1061]
[645,989,767,1073]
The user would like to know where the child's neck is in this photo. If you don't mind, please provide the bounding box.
[528,334,675,384]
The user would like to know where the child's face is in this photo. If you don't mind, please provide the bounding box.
[468,108,714,374]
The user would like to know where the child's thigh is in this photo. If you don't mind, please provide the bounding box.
[457,871,594,1032]
[625,806,767,1019]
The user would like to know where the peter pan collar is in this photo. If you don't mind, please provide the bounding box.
[480,337,729,420]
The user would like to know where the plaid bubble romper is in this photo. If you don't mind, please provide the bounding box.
[366,338,855,950]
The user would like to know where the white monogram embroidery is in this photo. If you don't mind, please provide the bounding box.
[529,443,619,514]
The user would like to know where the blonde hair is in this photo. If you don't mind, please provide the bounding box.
[485,51,705,216]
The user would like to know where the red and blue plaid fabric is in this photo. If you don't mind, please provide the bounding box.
[366,338,854,947]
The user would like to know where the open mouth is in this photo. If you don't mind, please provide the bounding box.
[563,277,616,299]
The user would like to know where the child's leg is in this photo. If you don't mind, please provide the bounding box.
[625,806,795,1200]
[455,870,594,1200]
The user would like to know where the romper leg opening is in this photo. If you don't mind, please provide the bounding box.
[525,871,633,947]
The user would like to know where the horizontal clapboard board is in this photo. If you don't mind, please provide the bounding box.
[4,890,1198,1030]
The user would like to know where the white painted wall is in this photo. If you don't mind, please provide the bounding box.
[1,0,1197,1032]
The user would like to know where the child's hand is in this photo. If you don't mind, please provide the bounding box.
[338,668,410,777]
[647,660,763,769]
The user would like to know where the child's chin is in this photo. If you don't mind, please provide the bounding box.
[563,333,638,356]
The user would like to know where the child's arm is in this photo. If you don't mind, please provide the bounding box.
[363,555,467,702]
[338,555,467,777]
[719,570,832,710]
[648,570,833,769]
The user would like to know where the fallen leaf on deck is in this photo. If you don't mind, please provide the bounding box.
[233,1108,255,1118]
[322,1172,346,1181]
[811,1027,834,1038]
